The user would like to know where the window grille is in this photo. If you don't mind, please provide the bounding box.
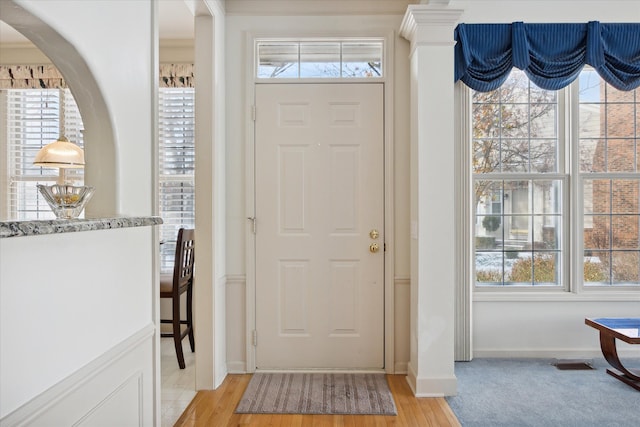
[472,68,639,289]
[578,70,640,286]
[472,69,563,287]
[257,40,383,79]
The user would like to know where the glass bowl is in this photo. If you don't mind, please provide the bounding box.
[37,184,95,219]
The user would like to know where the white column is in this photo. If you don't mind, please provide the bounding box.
[400,4,463,397]
[194,12,215,390]
[193,0,227,391]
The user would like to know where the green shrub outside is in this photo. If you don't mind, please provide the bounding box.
[475,236,496,249]
[508,255,555,282]
[476,269,502,282]
[482,215,501,232]
[584,260,607,282]
[476,255,613,284]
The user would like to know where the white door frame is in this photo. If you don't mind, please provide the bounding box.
[244,32,396,374]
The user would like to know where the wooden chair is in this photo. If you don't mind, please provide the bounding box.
[160,228,195,369]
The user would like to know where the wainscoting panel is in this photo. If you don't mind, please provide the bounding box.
[0,325,155,427]
[75,373,143,427]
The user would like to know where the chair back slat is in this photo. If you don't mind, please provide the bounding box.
[161,227,196,369]
[173,228,195,293]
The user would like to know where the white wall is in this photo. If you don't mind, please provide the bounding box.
[453,0,640,23]
[192,0,228,391]
[474,300,640,358]
[450,0,640,358]
[213,4,228,386]
[0,228,155,423]
[0,0,158,423]
[223,0,640,375]
[224,12,412,372]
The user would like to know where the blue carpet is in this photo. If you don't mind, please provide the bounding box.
[446,358,640,427]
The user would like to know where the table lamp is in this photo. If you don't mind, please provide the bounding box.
[33,136,95,219]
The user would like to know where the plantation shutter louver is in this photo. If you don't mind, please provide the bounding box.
[158,87,195,272]
[4,88,83,220]
[3,66,194,273]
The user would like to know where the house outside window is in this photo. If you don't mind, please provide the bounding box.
[473,68,639,289]
[579,69,640,286]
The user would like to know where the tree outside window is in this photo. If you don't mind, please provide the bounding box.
[473,69,561,286]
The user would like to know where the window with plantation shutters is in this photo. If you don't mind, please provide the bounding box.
[1,76,194,272]
[158,87,195,272]
[1,88,84,220]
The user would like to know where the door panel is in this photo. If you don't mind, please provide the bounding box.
[255,83,384,369]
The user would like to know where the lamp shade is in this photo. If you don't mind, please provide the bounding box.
[33,136,85,168]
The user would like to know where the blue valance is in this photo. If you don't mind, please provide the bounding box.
[454,22,640,92]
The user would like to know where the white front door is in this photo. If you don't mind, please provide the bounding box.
[254,83,384,369]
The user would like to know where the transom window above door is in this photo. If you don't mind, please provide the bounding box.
[256,40,384,79]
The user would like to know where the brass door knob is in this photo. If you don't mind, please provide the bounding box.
[369,243,379,253]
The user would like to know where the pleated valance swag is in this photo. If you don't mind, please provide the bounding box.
[0,64,194,89]
[454,21,640,92]
[0,65,67,89]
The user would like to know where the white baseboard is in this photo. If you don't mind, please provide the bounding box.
[406,362,457,397]
[227,361,246,374]
[473,348,640,359]
[1,324,155,427]
[393,361,408,374]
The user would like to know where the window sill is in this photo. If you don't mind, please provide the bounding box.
[473,289,640,302]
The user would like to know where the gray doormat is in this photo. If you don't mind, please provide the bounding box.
[235,372,397,415]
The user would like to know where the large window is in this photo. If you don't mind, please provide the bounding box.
[473,69,639,289]
[158,87,195,272]
[579,69,640,286]
[1,88,84,220]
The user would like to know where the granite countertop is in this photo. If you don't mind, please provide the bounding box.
[0,216,163,238]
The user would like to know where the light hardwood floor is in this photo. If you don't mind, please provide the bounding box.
[173,374,461,427]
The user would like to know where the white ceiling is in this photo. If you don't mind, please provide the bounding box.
[0,0,195,44]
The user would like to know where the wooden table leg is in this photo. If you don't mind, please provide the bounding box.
[600,331,640,391]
